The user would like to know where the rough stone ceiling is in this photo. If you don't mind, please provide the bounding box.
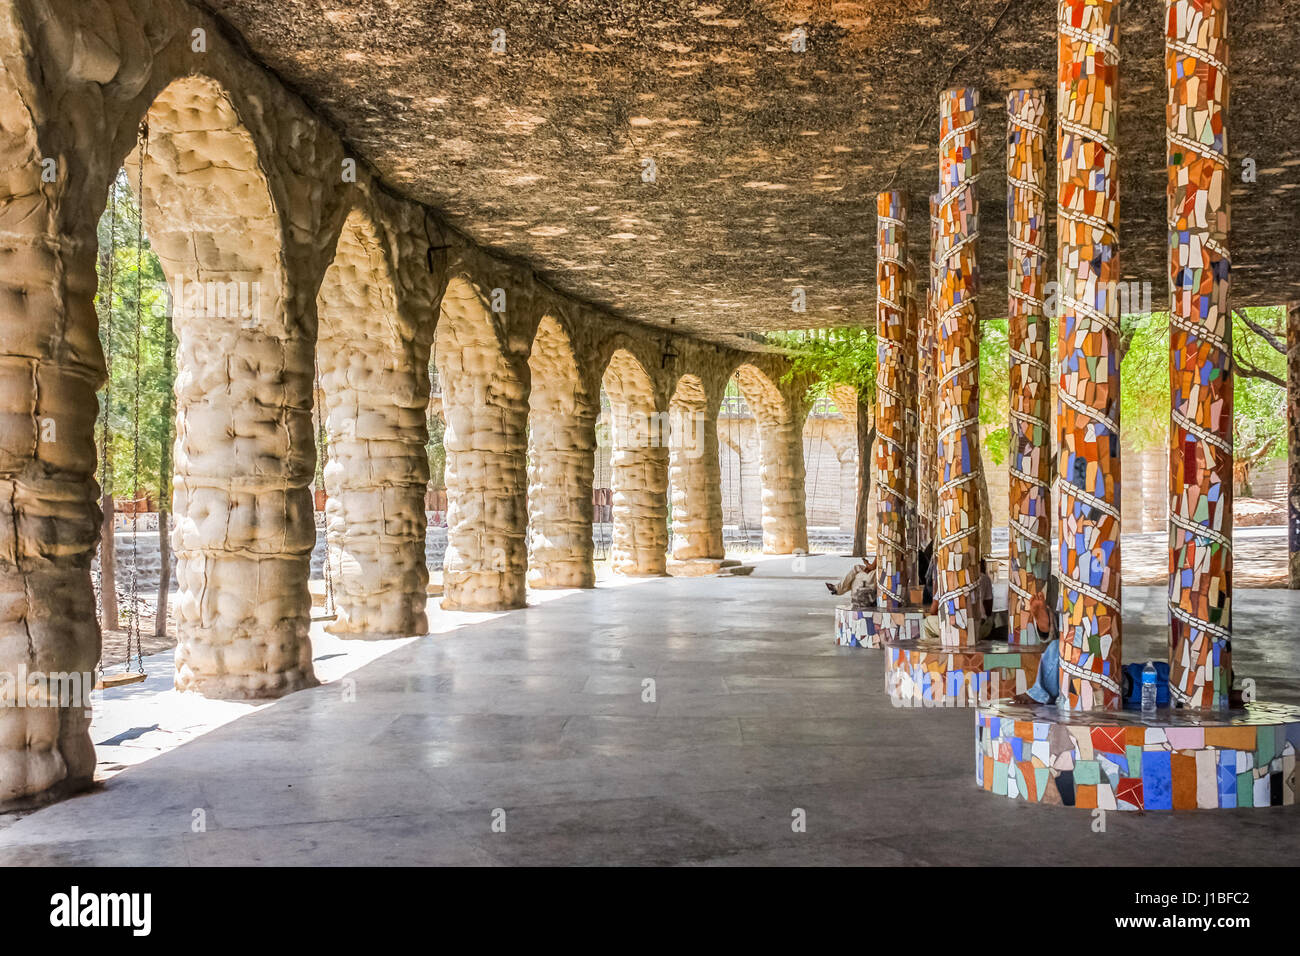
[199,0,1300,341]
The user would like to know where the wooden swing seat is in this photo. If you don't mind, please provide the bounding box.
[95,671,148,690]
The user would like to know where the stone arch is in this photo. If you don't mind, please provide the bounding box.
[527,315,596,588]
[124,74,315,699]
[667,372,723,573]
[0,65,101,808]
[315,206,429,637]
[732,364,808,554]
[435,274,528,610]
[602,348,668,576]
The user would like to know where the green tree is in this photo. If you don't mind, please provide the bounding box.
[96,169,171,503]
[770,327,877,556]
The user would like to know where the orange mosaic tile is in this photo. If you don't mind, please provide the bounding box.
[1006,87,1052,646]
[876,190,911,608]
[934,87,983,648]
[1166,0,1232,710]
[1055,0,1123,710]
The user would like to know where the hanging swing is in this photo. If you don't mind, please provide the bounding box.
[97,126,151,690]
[311,349,337,623]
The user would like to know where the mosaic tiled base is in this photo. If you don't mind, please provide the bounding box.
[1166,0,1232,709]
[834,605,924,648]
[976,701,1300,810]
[1056,0,1124,709]
[886,639,1043,708]
[934,87,983,647]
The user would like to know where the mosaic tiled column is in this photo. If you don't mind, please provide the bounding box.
[1290,303,1300,590]
[875,191,910,609]
[1006,89,1052,645]
[1167,0,1231,709]
[935,89,982,647]
[903,258,921,562]
[916,203,939,549]
[1056,0,1123,710]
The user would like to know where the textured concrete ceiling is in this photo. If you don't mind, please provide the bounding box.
[199,0,1300,340]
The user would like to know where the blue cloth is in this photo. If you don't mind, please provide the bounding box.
[1026,633,1060,704]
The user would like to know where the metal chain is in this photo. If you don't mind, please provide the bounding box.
[128,124,148,675]
[94,169,121,682]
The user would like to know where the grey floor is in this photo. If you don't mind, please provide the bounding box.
[3,553,1299,866]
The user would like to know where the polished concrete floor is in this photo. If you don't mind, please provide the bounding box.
[3,554,1299,866]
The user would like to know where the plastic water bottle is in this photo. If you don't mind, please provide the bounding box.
[1141,661,1158,715]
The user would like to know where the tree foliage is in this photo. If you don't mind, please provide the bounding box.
[768,327,877,407]
[95,169,172,503]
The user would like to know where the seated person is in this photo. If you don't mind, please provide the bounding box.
[1013,587,1059,705]
[826,557,877,600]
[922,558,995,640]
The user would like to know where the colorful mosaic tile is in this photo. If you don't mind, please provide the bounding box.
[1056,0,1123,709]
[903,258,921,558]
[835,604,923,648]
[1166,0,1231,709]
[835,605,880,648]
[876,190,910,608]
[1006,88,1052,646]
[935,88,982,648]
[976,701,1300,810]
[888,639,1042,708]
[916,197,940,547]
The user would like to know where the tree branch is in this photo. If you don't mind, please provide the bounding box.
[1234,349,1287,389]
[1234,308,1286,355]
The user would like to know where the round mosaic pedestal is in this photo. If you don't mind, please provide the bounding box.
[835,605,925,648]
[885,639,1043,708]
[975,700,1300,810]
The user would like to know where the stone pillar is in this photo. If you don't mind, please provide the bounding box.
[1006,88,1052,645]
[734,366,809,555]
[317,216,430,638]
[171,318,318,697]
[609,405,669,576]
[737,432,763,538]
[876,190,910,608]
[838,450,858,533]
[527,318,597,589]
[758,416,809,554]
[668,381,723,572]
[1167,0,1231,709]
[136,88,320,698]
[318,351,430,638]
[437,283,528,610]
[935,88,983,647]
[0,195,100,806]
[1290,303,1300,589]
[1056,0,1123,710]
